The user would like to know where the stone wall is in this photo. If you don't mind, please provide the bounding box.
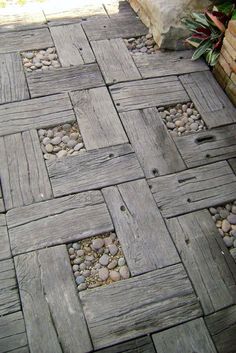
[213,20,236,106]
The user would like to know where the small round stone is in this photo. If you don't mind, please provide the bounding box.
[99,254,109,266]
[51,136,62,145]
[75,275,85,285]
[77,250,84,256]
[166,122,175,129]
[77,283,87,291]
[209,207,217,215]
[57,150,67,158]
[118,257,126,267]
[109,270,121,282]
[83,270,91,277]
[190,123,198,131]
[42,137,51,145]
[74,257,84,265]
[108,259,118,269]
[98,267,109,281]
[108,244,118,256]
[227,214,236,225]
[222,219,231,233]
[119,265,130,279]
[232,205,236,214]
[219,209,229,218]
[67,140,77,148]
[80,263,87,271]
[68,248,75,255]
[74,143,84,151]
[92,238,104,250]
[25,52,34,59]
[62,135,70,144]
[72,243,80,250]
[45,144,53,153]
[72,265,79,272]
[223,236,234,248]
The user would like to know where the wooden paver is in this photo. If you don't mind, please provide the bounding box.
[152,318,217,353]
[47,144,144,197]
[0,130,52,211]
[133,50,209,78]
[174,125,236,168]
[149,161,236,218]
[0,53,29,105]
[0,93,75,137]
[91,38,141,84]
[70,87,128,150]
[167,210,236,314]
[229,158,236,174]
[8,191,113,255]
[110,76,189,112]
[26,63,104,98]
[102,179,180,275]
[0,215,11,261]
[50,24,95,66]
[80,263,202,349]
[0,28,53,53]
[96,336,156,353]
[0,311,29,353]
[120,108,186,177]
[15,246,92,353]
[205,305,236,353]
[180,72,236,128]
[0,258,20,316]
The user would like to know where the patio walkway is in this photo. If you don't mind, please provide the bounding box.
[0,1,236,353]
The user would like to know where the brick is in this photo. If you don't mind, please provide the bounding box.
[228,19,236,36]
[221,45,236,74]
[225,29,236,51]
[223,38,236,60]
[213,62,230,89]
[225,79,236,106]
[218,54,231,77]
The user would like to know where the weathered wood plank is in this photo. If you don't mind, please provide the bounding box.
[167,210,236,314]
[102,180,180,275]
[205,305,236,353]
[50,24,95,66]
[174,125,236,168]
[0,130,52,210]
[8,191,113,255]
[91,38,141,84]
[120,108,186,177]
[0,184,4,212]
[0,93,75,137]
[0,311,29,353]
[0,215,11,261]
[96,336,155,353]
[229,158,236,175]
[80,263,202,349]
[47,144,144,197]
[152,318,217,353]
[0,259,20,316]
[0,53,29,105]
[0,28,53,53]
[149,161,236,218]
[110,76,189,112]
[133,50,209,78]
[180,72,236,128]
[70,87,128,150]
[27,63,104,98]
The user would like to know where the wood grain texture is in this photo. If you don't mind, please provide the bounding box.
[0,184,4,212]
[50,24,95,66]
[110,76,189,112]
[8,191,113,255]
[205,305,236,353]
[0,215,11,261]
[167,210,236,314]
[149,161,236,218]
[27,63,104,98]
[174,125,236,167]
[96,336,156,353]
[0,130,52,211]
[103,180,180,275]
[0,311,29,353]
[80,263,202,349]
[15,246,92,353]
[120,108,186,177]
[91,38,141,84]
[229,158,236,175]
[0,28,53,53]
[133,50,209,78]
[152,318,217,353]
[180,72,236,128]
[0,53,29,104]
[47,144,144,197]
[0,259,20,316]
[70,87,128,150]
[0,93,75,137]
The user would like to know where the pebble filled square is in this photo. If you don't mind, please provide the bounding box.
[125,33,158,55]
[67,233,130,292]
[21,47,61,72]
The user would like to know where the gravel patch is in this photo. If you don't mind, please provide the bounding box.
[21,47,61,72]
[38,122,85,160]
[67,233,130,292]
[159,102,207,136]
[124,33,158,55]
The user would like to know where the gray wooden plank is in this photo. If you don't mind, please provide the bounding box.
[47,144,144,197]
[0,53,29,105]
[8,191,113,255]
[180,72,236,128]
[80,263,202,349]
[149,161,236,218]
[205,305,236,353]
[70,87,128,150]
[110,76,189,112]
[0,311,28,353]
[0,130,52,210]
[50,24,95,66]
[102,179,180,275]
[167,210,236,314]
[0,259,20,316]
[229,158,236,175]
[0,28,53,53]
[120,108,186,177]
[91,38,141,84]
[152,318,217,353]
[174,125,236,168]
[0,184,4,212]
[0,93,75,137]
[133,50,209,78]
[27,63,104,98]
[0,215,11,261]
[96,336,155,353]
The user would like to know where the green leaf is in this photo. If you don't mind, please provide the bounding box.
[232,9,236,19]
[192,39,212,60]
[192,12,209,27]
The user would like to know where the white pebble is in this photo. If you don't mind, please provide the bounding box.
[57,150,67,158]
